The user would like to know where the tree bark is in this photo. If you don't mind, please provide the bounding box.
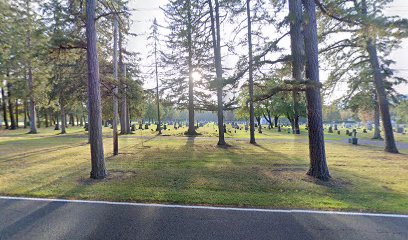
[60,104,66,134]
[152,19,162,135]
[112,14,119,155]
[7,83,16,130]
[15,99,19,128]
[302,0,330,180]
[45,111,49,128]
[26,0,37,134]
[247,0,256,144]
[289,0,304,135]
[24,100,28,128]
[119,30,129,135]
[86,0,107,179]
[372,93,382,139]
[187,0,195,135]
[274,116,279,127]
[209,0,226,145]
[1,87,9,129]
[366,44,397,152]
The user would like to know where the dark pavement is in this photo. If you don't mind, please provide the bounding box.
[0,197,407,240]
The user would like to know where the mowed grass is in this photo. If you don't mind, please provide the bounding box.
[0,126,407,214]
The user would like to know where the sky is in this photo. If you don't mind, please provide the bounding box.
[126,0,408,97]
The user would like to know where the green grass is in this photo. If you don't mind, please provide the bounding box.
[0,126,407,214]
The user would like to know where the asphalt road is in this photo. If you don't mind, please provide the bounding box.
[0,197,407,240]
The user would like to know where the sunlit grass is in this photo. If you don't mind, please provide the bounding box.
[0,126,407,213]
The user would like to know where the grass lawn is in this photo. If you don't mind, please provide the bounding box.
[0,126,407,214]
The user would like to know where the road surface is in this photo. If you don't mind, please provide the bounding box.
[0,197,407,240]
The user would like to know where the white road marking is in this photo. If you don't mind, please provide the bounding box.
[0,195,407,218]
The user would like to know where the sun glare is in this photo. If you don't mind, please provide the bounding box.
[192,71,202,81]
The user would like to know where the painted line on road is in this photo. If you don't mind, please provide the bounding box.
[1,195,407,219]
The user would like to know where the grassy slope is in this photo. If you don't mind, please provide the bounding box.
[0,126,407,214]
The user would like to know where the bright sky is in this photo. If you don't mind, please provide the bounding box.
[126,0,408,96]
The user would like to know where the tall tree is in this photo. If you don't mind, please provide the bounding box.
[148,19,162,134]
[288,0,303,135]
[112,14,119,155]
[208,0,226,145]
[162,0,213,135]
[86,0,107,179]
[246,0,256,144]
[317,0,407,153]
[303,0,330,180]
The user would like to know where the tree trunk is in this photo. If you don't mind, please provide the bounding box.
[7,83,16,130]
[112,14,119,155]
[119,30,129,135]
[289,0,304,135]
[60,104,66,134]
[247,0,256,144]
[15,99,19,128]
[25,0,37,134]
[37,112,41,128]
[302,0,330,180]
[366,42,398,152]
[262,109,272,129]
[55,115,60,130]
[372,93,382,139]
[45,111,49,128]
[209,0,225,145]
[256,116,262,133]
[187,0,195,135]
[1,87,9,129]
[24,100,28,128]
[86,0,107,178]
[153,20,162,135]
[274,116,279,127]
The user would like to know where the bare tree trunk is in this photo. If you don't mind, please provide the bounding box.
[60,104,66,134]
[15,99,19,128]
[247,0,256,144]
[274,116,279,128]
[45,111,49,128]
[112,14,119,155]
[209,0,226,146]
[289,0,304,135]
[154,20,162,134]
[302,0,330,180]
[187,0,195,135]
[372,93,382,139]
[24,100,28,128]
[7,83,16,130]
[119,30,129,135]
[25,0,37,134]
[86,0,107,179]
[1,87,9,129]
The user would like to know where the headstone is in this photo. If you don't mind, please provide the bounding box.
[163,125,167,130]
[84,123,88,131]
[131,124,136,131]
[328,126,333,133]
[334,124,338,131]
[337,130,341,135]
[346,130,350,135]
[363,129,367,133]
[397,127,404,134]
[287,128,291,134]
[145,124,149,130]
